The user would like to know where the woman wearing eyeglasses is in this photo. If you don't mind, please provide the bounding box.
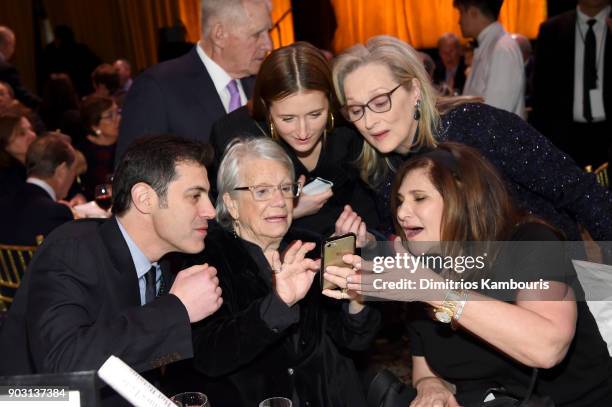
[77,95,120,200]
[210,42,380,241]
[332,35,612,241]
[179,137,380,407]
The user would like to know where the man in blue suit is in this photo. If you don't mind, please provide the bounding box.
[116,0,273,162]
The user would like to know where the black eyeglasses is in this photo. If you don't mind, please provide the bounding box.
[341,84,403,122]
[233,182,302,201]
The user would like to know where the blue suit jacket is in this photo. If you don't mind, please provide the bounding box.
[116,46,255,163]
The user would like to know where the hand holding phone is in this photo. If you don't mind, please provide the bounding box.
[302,177,333,195]
[321,233,356,290]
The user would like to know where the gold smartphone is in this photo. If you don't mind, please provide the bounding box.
[321,233,356,290]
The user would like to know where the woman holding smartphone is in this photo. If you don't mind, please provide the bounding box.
[210,42,380,239]
[326,142,612,406]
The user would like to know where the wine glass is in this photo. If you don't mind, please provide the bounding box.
[94,184,113,211]
[259,397,292,407]
[170,392,209,407]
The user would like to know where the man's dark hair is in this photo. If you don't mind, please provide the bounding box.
[453,0,504,20]
[91,64,120,95]
[26,133,75,178]
[112,135,213,216]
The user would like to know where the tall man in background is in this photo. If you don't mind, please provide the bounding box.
[454,0,525,118]
[533,0,611,168]
[116,0,273,162]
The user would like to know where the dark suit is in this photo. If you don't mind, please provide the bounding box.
[0,218,192,405]
[433,57,467,95]
[0,59,41,109]
[0,182,73,246]
[116,46,255,162]
[533,9,612,167]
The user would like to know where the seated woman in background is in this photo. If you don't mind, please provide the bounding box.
[332,35,612,241]
[210,42,380,239]
[329,142,612,406]
[182,138,380,407]
[77,95,119,200]
[0,104,37,198]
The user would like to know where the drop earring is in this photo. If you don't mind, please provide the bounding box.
[413,99,421,121]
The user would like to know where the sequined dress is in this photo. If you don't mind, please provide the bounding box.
[376,103,612,241]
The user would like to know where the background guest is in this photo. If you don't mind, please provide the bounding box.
[77,95,119,200]
[90,63,121,100]
[433,32,466,96]
[211,42,380,238]
[39,73,81,135]
[532,0,611,168]
[0,132,75,246]
[0,105,37,198]
[0,26,41,109]
[454,0,525,117]
[117,0,273,160]
[113,58,133,93]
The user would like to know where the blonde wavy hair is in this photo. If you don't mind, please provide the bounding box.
[332,35,441,185]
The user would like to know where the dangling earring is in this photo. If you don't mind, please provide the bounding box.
[232,219,240,238]
[326,112,335,133]
[413,99,421,121]
[94,128,102,136]
[269,121,277,140]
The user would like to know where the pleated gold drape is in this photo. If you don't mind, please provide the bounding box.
[178,0,295,49]
[0,0,36,91]
[43,0,179,74]
[332,0,547,52]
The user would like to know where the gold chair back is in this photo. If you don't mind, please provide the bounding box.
[0,243,38,310]
[585,162,609,188]
[594,162,609,187]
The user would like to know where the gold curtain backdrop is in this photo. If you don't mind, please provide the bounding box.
[332,0,547,52]
[1,0,546,93]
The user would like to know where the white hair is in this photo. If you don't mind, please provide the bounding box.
[216,137,295,229]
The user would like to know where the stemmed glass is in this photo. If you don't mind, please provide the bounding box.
[259,397,292,407]
[94,184,113,212]
[170,392,210,407]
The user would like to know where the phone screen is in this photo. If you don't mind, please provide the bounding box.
[321,233,356,290]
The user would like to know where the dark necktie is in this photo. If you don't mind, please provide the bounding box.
[144,265,157,304]
[583,19,597,122]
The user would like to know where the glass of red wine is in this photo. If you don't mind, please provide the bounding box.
[95,184,113,211]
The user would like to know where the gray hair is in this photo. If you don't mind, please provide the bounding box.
[437,32,461,50]
[200,0,266,38]
[216,136,295,229]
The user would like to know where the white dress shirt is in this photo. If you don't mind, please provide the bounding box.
[26,177,56,201]
[572,5,610,122]
[116,218,160,306]
[463,22,526,118]
[196,43,247,113]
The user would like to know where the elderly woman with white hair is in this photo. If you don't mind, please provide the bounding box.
[182,137,380,407]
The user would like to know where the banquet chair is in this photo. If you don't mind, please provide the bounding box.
[0,240,39,311]
[586,162,609,188]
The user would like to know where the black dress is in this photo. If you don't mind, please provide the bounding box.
[409,223,612,406]
[210,106,381,238]
[182,226,381,407]
[376,103,612,240]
